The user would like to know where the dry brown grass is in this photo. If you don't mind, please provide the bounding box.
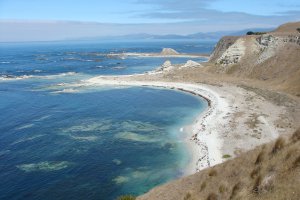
[292,156,300,169]
[218,184,227,194]
[255,151,264,165]
[291,129,300,142]
[271,137,285,154]
[200,182,207,191]
[138,129,300,200]
[183,192,191,200]
[208,169,217,177]
[230,182,242,199]
[250,166,260,179]
[206,193,218,200]
[252,175,262,194]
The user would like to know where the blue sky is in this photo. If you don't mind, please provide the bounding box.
[0,0,300,41]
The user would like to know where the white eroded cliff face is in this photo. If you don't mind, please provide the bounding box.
[255,34,284,64]
[216,38,246,65]
[209,36,239,63]
[212,32,300,68]
[255,34,300,64]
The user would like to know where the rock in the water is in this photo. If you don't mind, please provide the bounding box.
[160,48,179,55]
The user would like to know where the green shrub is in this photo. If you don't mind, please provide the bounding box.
[222,154,231,159]
[246,31,266,35]
[117,195,136,200]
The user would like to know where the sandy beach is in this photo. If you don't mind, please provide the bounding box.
[65,69,296,175]
[83,78,227,174]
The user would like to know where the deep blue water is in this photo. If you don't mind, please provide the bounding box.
[0,40,213,78]
[0,40,212,200]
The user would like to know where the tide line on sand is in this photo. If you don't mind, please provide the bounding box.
[81,77,230,175]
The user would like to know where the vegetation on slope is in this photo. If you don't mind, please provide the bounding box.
[138,129,300,200]
[246,31,266,35]
[117,195,136,200]
[208,21,300,96]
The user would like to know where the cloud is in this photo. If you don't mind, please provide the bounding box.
[0,17,297,42]
[136,0,300,21]
[0,0,299,42]
[136,0,216,11]
[132,0,300,32]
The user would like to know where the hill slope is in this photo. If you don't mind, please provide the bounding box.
[138,130,300,200]
[207,21,300,96]
[132,21,300,200]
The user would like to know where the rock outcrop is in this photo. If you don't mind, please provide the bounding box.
[181,60,202,68]
[208,21,300,95]
[215,38,246,65]
[209,36,239,63]
[160,48,180,55]
[156,60,174,72]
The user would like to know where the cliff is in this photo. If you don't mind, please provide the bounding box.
[209,36,239,63]
[129,21,300,200]
[208,21,300,96]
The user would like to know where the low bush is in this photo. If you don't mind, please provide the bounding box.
[250,167,260,179]
[271,137,285,154]
[255,151,264,165]
[117,195,136,200]
[208,169,217,177]
[253,175,262,194]
[230,182,242,199]
[246,31,266,35]
[184,192,191,200]
[207,193,218,200]
[222,154,231,159]
[200,182,207,191]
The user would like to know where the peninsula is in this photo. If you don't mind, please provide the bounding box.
[56,21,300,199]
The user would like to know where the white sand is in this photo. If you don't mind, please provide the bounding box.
[82,77,230,174]
[102,52,209,59]
[59,69,293,176]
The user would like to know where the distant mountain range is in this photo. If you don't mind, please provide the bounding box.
[76,28,274,41]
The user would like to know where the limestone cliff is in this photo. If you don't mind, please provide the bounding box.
[208,21,300,95]
[129,22,300,200]
[209,36,239,63]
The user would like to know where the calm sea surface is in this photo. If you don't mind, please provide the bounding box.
[0,40,213,200]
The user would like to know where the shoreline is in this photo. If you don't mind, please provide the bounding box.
[54,67,296,178]
[83,77,229,174]
[101,52,210,59]
[77,72,294,176]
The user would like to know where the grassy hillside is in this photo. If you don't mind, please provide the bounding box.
[117,22,300,200]
[207,22,300,96]
[137,129,300,200]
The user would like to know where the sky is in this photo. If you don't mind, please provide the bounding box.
[0,0,300,42]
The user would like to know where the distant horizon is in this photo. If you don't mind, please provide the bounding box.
[0,0,299,42]
[0,20,278,43]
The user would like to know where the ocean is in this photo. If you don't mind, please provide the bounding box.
[0,40,214,200]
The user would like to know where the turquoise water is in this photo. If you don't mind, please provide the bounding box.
[0,40,211,199]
